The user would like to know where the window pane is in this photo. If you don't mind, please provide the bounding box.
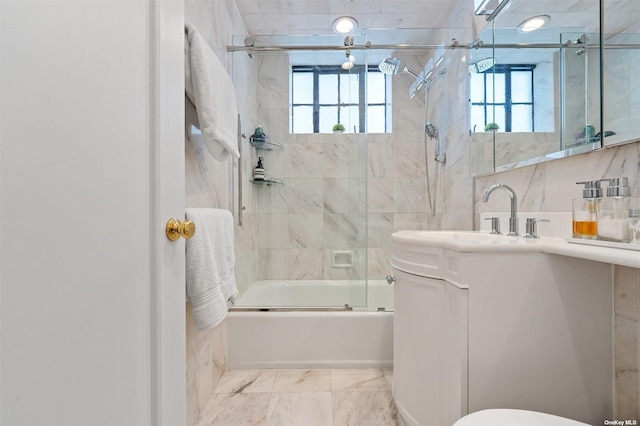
[290,65,391,134]
[512,71,532,103]
[292,106,314,133]
[319,106,338,133]
[319,74,338,104]
[367,72,385,103]
[470,105,486,133]
[486,73,494,103]
[470,73,485,103]
[292,73,313,104]
[493,73,505,103]
[340,105,359,133]
[492,106,506,131]
[367,105,385,133]
[340,73,360,104]
[512,105,533,132]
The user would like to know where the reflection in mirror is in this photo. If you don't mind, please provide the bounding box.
[602,0,640,147]
[469,0,601,177]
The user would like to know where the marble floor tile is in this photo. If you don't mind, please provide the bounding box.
[331,369,390,392]
[214,370,276,394]
[272,369,332,392]
[197,370,398,426]
[264,392,333,426]
[332,390,398,426]
[196,393,270,426]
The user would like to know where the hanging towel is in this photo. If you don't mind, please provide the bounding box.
[184,22,240,162]
[185,208,239,330]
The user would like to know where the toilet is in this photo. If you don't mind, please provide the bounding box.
[453,409,590,426]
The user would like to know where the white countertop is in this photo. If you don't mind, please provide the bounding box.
[392,230,640,269]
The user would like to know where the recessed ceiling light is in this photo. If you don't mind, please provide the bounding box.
[519,15,550,33]
[332,16,358,34]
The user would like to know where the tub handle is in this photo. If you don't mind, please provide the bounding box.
[386,275,396,285]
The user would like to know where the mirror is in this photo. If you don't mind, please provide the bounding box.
[469,0,602,176]
[602,0,640,148]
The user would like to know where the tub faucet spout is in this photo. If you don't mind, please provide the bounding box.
[482,184,519,236]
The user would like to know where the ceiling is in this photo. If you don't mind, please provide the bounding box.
[233,0,462,37]
[233,0,640,48]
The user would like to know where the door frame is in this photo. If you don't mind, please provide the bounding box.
[149,0,186,423]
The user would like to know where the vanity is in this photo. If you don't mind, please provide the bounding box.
[390,230,636,426]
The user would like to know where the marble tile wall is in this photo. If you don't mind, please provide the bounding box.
[184,1,258,424]
[254,53,369,282]
[614,266,640,419]
[604,49,640,143]
[252,42,476,281]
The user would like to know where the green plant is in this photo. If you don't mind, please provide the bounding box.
[484,122,499,131]
[332,123,346,132]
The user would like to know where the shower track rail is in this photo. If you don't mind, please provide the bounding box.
[227,42,637,53]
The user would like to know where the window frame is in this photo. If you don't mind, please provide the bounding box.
[290,65,389,133]
[470,64,536,132]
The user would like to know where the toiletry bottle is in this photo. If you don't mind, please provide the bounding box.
[573,180,602,239]
[596,177,631,242]
[251,126,266,143]
[584,124,595,141]
[629,209,640,245]
[253,157,265,181]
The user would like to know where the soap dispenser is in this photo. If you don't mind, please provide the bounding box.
[253,157,265,181]
[573,180,602,239]
[597,177,631,242]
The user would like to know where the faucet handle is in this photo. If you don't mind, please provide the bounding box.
[524,218,550,239]
[484,217,501,234]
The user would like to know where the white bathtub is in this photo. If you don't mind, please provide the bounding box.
[227,280,393,369]
[233,279,393,310]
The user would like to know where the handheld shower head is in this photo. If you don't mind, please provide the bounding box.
[426,122,446,164]
[425,122,439,139]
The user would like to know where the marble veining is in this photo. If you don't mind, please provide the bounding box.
[196,369,397,426]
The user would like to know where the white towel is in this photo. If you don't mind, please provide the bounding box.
[185,208,239,330]
[184,22,240,162]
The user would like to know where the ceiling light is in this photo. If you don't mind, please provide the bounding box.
[332,16,357,34]
[519,15,550,33]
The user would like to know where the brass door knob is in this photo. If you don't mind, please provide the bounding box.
[165,218,195,241]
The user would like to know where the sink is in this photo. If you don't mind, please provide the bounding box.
[414,230,508,242]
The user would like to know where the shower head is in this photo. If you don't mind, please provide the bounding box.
[469,57,495,73]
[378,58,402,75]
[425,121,439,139]
[378,57,424,81]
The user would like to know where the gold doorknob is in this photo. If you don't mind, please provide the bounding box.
[165,218,196,241]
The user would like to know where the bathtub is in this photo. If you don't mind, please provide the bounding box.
[227,280,393,369]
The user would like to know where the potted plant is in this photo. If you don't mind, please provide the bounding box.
[484,122,499,132]
[332,123,346,133]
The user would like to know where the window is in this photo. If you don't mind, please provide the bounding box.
[470,64,535,133]
[290,65,390,134]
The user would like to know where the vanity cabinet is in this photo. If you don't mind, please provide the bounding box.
[393,269,468,426]
[392,233,613,426]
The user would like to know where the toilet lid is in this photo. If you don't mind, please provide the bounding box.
[453,409,590,426]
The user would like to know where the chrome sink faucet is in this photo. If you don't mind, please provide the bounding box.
[482,184,519,236]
